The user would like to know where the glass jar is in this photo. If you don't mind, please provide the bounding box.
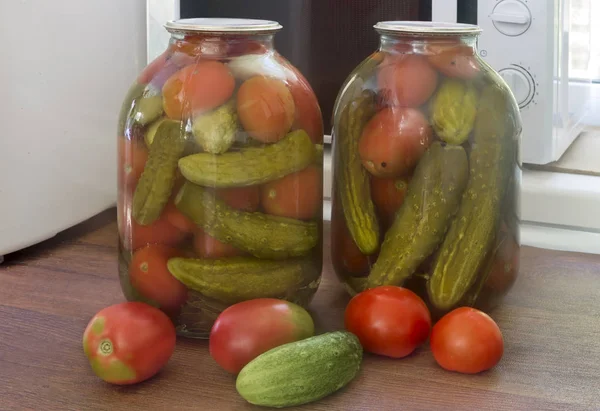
[330,22,521,318]
[117,18,324,338]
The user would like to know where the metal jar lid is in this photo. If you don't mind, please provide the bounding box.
[374,21,482,36]
[165,18,282,35]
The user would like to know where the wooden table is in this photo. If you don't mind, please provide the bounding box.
[1,209,599,411]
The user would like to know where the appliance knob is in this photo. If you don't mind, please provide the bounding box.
[490,0,531,36]
[499,67,534,108]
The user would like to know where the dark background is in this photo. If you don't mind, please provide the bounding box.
[181,0,477,133]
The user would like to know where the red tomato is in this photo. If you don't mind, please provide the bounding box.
[358,107,432,178]
[260,166,321,220]
[427,43,480,80]
[118,189,186,251]
[227,39,268,56]
[162,61,235,119]
[371,175,411,227]
[430,307,504,374]
[148,52,196,91]
[378,54,438,107]
[118,138,148,187]
[331,200,374,277]
[237,76,296,143]
[484,225,520,295]
[215,186,260,212]
[82,302,176,385]
[193,229,242,259]
[209,298,314,373]
[345,286,431,358]
[137,50,169,85]
[170,36,229,58]
[163,199,196,233]
[278,59,324,144]
[129,245,188,312]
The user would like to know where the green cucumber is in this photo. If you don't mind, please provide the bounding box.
[365,142,469,289]
[175,181,318,259]
[178,130,316,188]
[167,257,314,304]
[117,82,145,135]
[236,331,362,408]
[334,90,379,254]
[427,82,519,310]
[132,120,185,225]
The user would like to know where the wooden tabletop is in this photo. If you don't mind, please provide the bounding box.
[1,209,599,411]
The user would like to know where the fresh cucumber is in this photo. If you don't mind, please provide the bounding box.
[236,331,362,408]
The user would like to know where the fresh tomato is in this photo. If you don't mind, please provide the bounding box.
[82,302,176,385]
[129,245,188,312]
[427,42,480,80]
[358,107,432,178]
[331,200,374,277]
[215,186,261,212]
[193,229,242,259]
[378,54,438,107]
[345,286,431,358]
[430,307,504,374]
[209,298,314,373]
[260,166,321,220]
[237,76,296,143]
[371,175,411,227]
[162,61,235,119]
[118,137,148,187]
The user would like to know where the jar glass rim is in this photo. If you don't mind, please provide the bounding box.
[165,18,282,34]
[374,21,482,36]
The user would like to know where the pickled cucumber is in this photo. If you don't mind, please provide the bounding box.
[427,83,519,310]
[144,118,167,146]
[118,82,145,135]
[133,95,164,126]
[132,120,186,225]
[192,99,238,154]
[430,79,479,145]
[175,181,318,259]
[365,142,469,289]
[167,257,313,304]
[178,130,316,188]
[335,90,379,254]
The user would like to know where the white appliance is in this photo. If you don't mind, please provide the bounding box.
[433,0,600,254]
[0,1,147,258]
[433,0,593,165]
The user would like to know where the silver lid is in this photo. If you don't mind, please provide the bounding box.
[374,21,482,36]
[165,18,282,34]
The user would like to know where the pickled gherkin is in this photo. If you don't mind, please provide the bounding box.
[334,90,379,254]
[192,99,238,154]
[178,130,316,187]
[430,79,479,145]
[132,94,164,126]
[427,82,519,311]
[167,257,313,304]
[365,142,469,289]
[132,119,186,225]
[175,181,318,259]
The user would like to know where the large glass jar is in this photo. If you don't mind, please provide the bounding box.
[331,22,521,318]
[117,18,324,338]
